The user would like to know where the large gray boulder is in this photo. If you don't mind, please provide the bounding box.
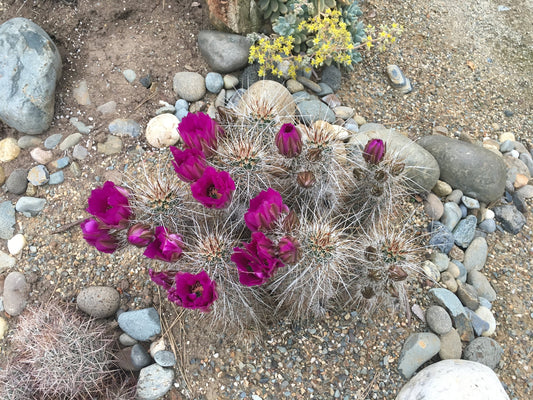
[350,126,440,193]
[197,30,252,73]
[0,18,62,135]
[418,135,506,203]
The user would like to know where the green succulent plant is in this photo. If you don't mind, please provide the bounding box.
[259,0,290,22]
[272,14,309,53]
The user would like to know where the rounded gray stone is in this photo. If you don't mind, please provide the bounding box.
[119,333,138,347]
[123,69,136,83]
[3,271,29,316]
[18,135,41,149]
[396,360,510,400]
[424,192,444,220]
[321,64,342,92]
[418,135,506,203]
[478,218,496,233]
[15,196,46,216]
[198,30,252,73]
[108,119,141,138]
[425,305,452,335]
[429,288,474,342]
[428,222,454,254]
[463,237,488,272]
[441,202,462,230]
[461,195,480,209]
[154,350,176,367]
[446,189,464,203]
[44,133,63,149]
[467,270,497,301]
[174,99,189,111]
[398,332,441,379]
[205,72,224,94]
[118,308,161,341]
[77,286,120,318]
[59,132,83,150]
[430,252,449,272]
[136,364,174,400]
[0,201,16,240]
[297,100,335,124]
[464,337,503,370]
[131,344,152,370]
[438,328,462,360]
[48,171,64,185]
[453,215,478,248]
[493,204,526,234]
[173,71,206,102]
[6,169,28,195]
[455,282,480,310]
[0,18,62,135]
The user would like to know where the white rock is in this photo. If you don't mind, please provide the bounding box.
[475,305,497,337]
[145,114,181,148]
[149,336,167,358]
[485,209,495,219]
[396,359,510,400]
[7,233,27,255]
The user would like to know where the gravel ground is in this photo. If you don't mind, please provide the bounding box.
[1,0,532,399]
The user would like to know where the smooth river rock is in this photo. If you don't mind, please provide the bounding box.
[0,18,62,134]
[396,359,510,400]
[198,30,252,73]
[418,135,506,203]
[350,128,440,193]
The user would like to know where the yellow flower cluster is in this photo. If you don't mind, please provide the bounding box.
[248,8,356,78]
[363,23,403,52]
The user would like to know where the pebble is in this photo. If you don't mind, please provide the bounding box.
[296,76,322,93]
[333,105,354,120]
[432,180,453,197]
[0,250,16,272]
[430,252,449,272]
[461,195,480,209]
[131,344,152,369]
[223,74,239,90]
[452,260,467,283]
[27,165,49,186]
[17,135,41,149]
[145,114,181,148]
[386,64,412,94]
[459,203,468,218]
[455,282,480,310]
[175,108,189,120]
[478,218,496,233]
[175,99,189,111]
[70,161,81,177]
[321,65,342,92]
[69,117,93,134]
[421,260,440,282]
[108,118,141,138]
[398,332,440,378]
[0,202,16,240]
[474,306,496,336]
[465,307,490,336]
[60,132,83,150]
[139,74,152,88]
[449,245,465,262]
[0,138,21,162]
[317,82,333,96]
[438,328,462,360]
[499,132,515,142]
[30,147,53,164]
[15,196,46,216]
[7,234,27,256]
[425,305,452,335]
[428,222,454,254]
[353,115,366,125]
[154,350,176,367]
[440,271,458,292]
[516,184,533,199]
[48,171,64,185]
[446,260,460,278]
[396,359,510,400]
[117,308,161,341]
[50,156,70,170]
[286,79,304,93]
[149,337,167,358]
[445,189,463,204]
[463,237,488,272]
[97,135,123,155]
[343,118,358,133]
[429,288,474,341]
[119,333,138,346]
[467,270,496,301]
[453,215,477,248]
[504,155,530,178]
[441,202,462,230]
[463,337,503,369]
[155,104,176,115]
[493,204,526,234]
[96,101,117,115]
[0,317,8,340]
[513,173,528,189]
[297,100,335,124]
[77,286,120,318]
[3,271,29,316]
[135,364,174,400]
[6,169,28,195]
[73,79,91,105]
[123,69,136,83]
[424,192,444,220]
[173,71,206,102]
[519,152,533,175]
[205,72,224,93]
[499,139,514,153]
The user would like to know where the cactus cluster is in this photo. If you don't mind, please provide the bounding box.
[80,80,425,334]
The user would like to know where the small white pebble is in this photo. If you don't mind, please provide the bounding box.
[8,234,27,256]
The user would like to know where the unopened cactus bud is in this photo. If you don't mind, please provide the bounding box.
[297,171,316,189]
[374,169,388,182]
[364,245,379,261]
[391,162,405,176]
[388,265,408,281]
[363,139,386,165]
[276,123,302,158]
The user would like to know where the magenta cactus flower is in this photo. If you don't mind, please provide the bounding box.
[278,236,301,264]
[178,112,223,157]
[143,226,184,262]
[190,166,235,209]
[80,218,119,254]
[275,123,302,158]
[363,139,386,165]
[86,181,131,228]
[244,188,289,232]
[127,223,154,247]
[148,269,178,290]
[231,232,284,286]
[169,146,207,183]
[167,270,218,312]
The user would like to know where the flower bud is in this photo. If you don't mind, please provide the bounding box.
[127,223,154,247]
[388,265,408,281]
[391,162,405,176]
[282,210,300,232]
[363,139,386,165]
[278,236,301,265]
[276,123,302,158]
[297,171,316,189]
